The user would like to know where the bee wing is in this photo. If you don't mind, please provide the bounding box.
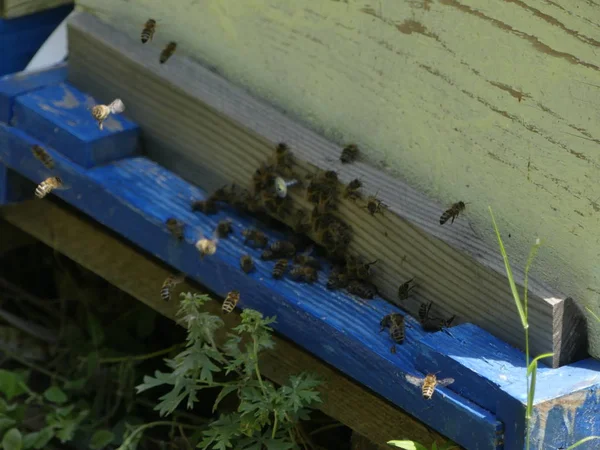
[55,181,71,191]
[405,374,424,387]
[438,378,455,387]
[108,99,125,114]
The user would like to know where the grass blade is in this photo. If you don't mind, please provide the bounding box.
[526,353,553,376]
[565,436,600,449]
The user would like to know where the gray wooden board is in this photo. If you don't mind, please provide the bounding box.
[65,11,587,367]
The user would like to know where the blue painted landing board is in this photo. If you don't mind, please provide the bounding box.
[0,122,502,450]
[0,5,73,77]
[12,83,140,168]
[415,324,600,449]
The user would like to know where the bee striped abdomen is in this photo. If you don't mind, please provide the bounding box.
[141,19,156,43]
[439,201,466,225]
[222,290,240,314]
[35,177,62,199]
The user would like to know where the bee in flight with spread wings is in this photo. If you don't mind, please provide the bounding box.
[405,373,455,400]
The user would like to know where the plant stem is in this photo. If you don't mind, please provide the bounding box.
[252,336,266,394]
[117,421,201,450]
[272,413,279,438]
[0,345,68,383]
[95,344,181,364]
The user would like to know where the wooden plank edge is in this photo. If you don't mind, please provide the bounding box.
[0,200,449,449]
[0,125,502,449]
[64,11,587,367]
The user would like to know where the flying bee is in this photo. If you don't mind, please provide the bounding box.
[289,265,318,283]
[35,177,66,199]
[160,41,177,64]
[141,18,157,43]
[240,254,255,273]
[160,273,185,301]
[274,142,294,175]
[347,280,378,299]
[344,178,362,201]
[195,237,218,258]
[216,219,233,238]
[327,266,349,290]
[165,217,185,240]
[91,98,125,130]
[340,144,359,163]
[405,373,455,400]
[440,201,466,225]
[365,193,387,216]
[398,278,416,301]
[191,198,218,215]
[242,228,268,248]
[222,290,240,314]
[31,145,54,169]
[272,259,289,279]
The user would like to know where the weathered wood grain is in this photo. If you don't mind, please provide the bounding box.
[0,201,447,449]
[66,11,587,367]
[73,0,600,361]
[2,0,71,18]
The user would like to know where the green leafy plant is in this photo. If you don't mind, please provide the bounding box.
[387,440,458,450]
[134,292,322,450]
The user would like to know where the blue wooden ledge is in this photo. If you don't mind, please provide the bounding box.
[0,4,73,77]
[0,68,598,450]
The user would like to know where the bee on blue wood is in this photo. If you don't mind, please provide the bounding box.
[340,144,359,163]
[196,237,218,258]
[160,41,177,64]
[440,201,466,225]
[191,198,219,215]
[31,145,54,169]
[398,278,415,301]
[216,219,233,238]
[160,273,185,301]
[141,19,157,43]
[240,254,255,273]
[405,373,455,400]
[347,280,377,299]
[272,259,288,279]
[289,265,318,283]
[418,301,455,332]
[165,217,185,240]
[380,313,406,352]
[242,228,268,248]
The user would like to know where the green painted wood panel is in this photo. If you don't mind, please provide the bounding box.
[76,0,600,359]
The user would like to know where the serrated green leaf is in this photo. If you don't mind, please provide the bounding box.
[89,430,114,449]
[0,371,28,401]
[43,386,67,404]
[2,428,22,450]
[387,441,428,450]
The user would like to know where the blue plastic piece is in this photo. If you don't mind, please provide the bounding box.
[0,63,67,123]
[414,323,600,449]
[0,5,73,77]
[0,121,503,450]
[11,83,140,167]
[0,163,34,205]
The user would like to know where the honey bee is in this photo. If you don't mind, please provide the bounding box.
[274,142,294,175]
[272,259,289,279]
[398,278,415,301]
[405,373,455,400]
[253,163,276,193]
[160,41,177,64]
[216,219,233,238]
[440,201,466,225]
[327,266,349,290]
[323,170,339,185]
[240,254,255,273]
[347,280,378,299]
[160,273,185,301]
[196,238,218,258]
[165,218,185,240]
[346,255,377,281]
[343,178,362,201]
[380,313,406,351]
[365,193,386,216]
[31,145,54,169]
[289,265,318,283]
[293,254,321,270]
[242,229,269,248]
[91,98,125,130]
[270,240,296,258]
[35,177,64,199]
[141,18,157,43]
[191,198,218,215]
[340,144,359,163]
[222,290,240,314]
[418,302,455,332]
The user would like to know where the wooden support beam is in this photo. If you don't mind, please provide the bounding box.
[0,200,446,448]
[65,11,587,367]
